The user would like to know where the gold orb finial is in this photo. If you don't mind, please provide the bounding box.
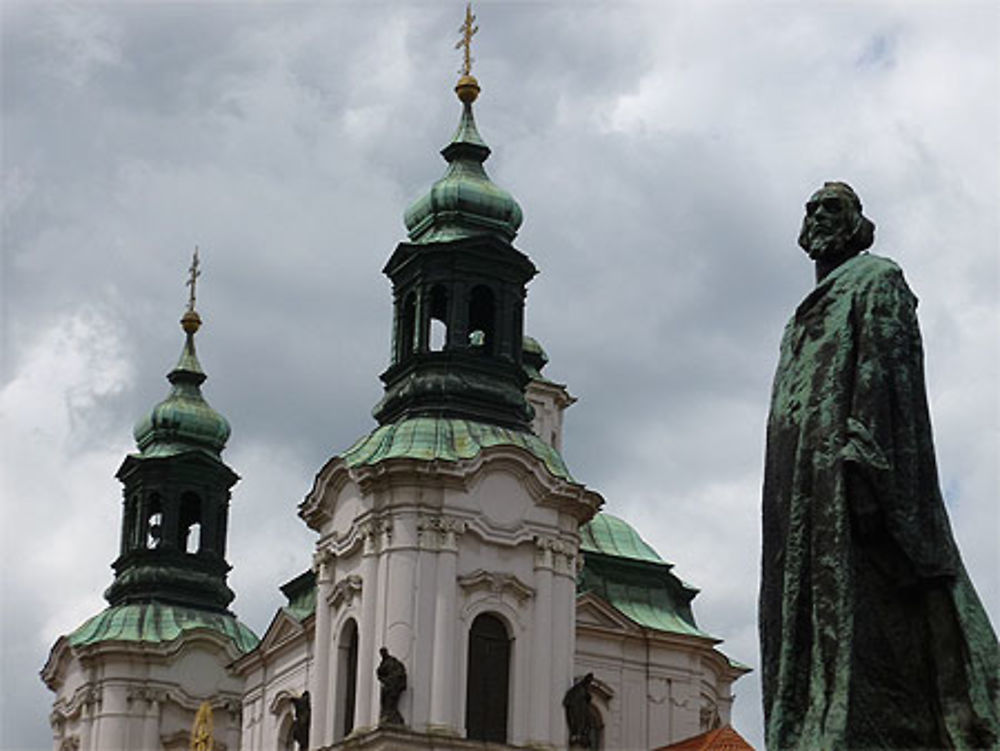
[454,4,480,102]
[455,74,480,103]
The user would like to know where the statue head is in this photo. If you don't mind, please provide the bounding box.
[798,181,875,261]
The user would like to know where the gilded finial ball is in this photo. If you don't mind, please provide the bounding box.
[455,74,480,103]
[181,309,202,334]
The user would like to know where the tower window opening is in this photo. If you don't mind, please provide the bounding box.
[468,286,495,354]
[178,492,203,554]
[399,293,417,359]
[334,619,359,740]
[465,612,510,742]
[146,494,163,550]
[429,285,449,352]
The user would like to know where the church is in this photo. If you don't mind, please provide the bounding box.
[41,20,750,751]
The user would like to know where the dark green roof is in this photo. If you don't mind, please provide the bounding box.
[403,100,523,244]
[132,331,231,461]
[280,570,317,622]
[68,602,259,654]
[579,513,711,639]
[580,513,668,565]
[341,417,573,481]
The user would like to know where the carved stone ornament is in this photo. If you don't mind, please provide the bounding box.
[458,569,534,604]
[534,534,576,573]
[358,516,393,553]
[417,514,467,550]
[329,574,363,609]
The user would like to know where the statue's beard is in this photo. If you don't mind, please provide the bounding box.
[802,221,852,261]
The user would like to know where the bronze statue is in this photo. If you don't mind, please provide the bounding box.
[376,647,406,726]
[563,672,598,750]
[290,691,310,750]
[760,181,999,749]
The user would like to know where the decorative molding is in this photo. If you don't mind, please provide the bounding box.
[417,514,467,551]
[329,574,363,609]
[312,545,336,582]
[126,686,167,705]
[358,515,393,554]
[458,569,534,605]
[533,534,576,573]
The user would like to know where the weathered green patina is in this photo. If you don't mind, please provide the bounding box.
[68,602,259,654]
[761,183,999,750]
[280,569,317,623]
[341,416,574,481]
[403,98,522,244]
[132,331,231,461]
[578,514,711,639]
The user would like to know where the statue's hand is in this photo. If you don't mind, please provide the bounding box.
[845,462,882,538]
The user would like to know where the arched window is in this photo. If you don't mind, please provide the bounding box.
[178,492,202,553]
[465,613,510,742]
[146,494,163,549]
[429,285,449,351]
[399,293,417,359]
[334,619,359,740]
[468,285,495,354]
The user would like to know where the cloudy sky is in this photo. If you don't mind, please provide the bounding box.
[2,2,997,749]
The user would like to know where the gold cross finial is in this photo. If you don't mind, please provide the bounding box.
[186,246,201,314]
[181,247,203,334]
[455,3,478,77]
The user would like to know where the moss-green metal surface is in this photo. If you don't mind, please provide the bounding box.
[579,513,667,565]
[68,602,259,654]
[341,417,573,481]
[579,514,712,639]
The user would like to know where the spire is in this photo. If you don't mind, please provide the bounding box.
[376,11,537,430]
[107,250,238,613]
[133,248,231,460]
[403,5,522,244]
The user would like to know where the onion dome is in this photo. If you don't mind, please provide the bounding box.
[403,75,523,244]
[132,308,231,460]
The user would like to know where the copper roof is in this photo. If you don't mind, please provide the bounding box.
[655,725,755,751]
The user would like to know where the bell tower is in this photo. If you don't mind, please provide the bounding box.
[106,249,238,612]
[374,26,535,430]
[42,252,256,751]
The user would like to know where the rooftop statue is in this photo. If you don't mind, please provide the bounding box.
[759,182,999,749]
[377,647,406,726]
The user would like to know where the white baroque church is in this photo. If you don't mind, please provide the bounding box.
[42,55,750,751]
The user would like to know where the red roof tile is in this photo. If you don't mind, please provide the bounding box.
[654,724,755,751]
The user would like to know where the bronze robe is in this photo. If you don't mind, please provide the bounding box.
[760,253,998,750]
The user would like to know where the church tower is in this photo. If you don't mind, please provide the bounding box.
[297,13,604,749]
[42,254,258,751]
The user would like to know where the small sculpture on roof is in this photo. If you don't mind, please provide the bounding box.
[564,672,598,749]
[290,691,310,750]
[377,647,407,726]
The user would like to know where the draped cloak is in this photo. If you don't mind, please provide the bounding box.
[760,253,999,750]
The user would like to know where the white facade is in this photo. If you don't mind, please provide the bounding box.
[43,631,244,751]
[297,440,603,749]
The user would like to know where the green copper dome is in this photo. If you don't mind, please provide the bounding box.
[133,312,231,460]
[404,92,523,244]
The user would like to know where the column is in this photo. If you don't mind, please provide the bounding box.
[428,519,461,733]
[354,522,380,732]
[140,694,159,750]
[550,542,577,747]
[530,537,555,745]
[310,546,335,747]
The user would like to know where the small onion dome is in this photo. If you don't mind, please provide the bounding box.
[522,335,549,380]
[132,317,231,459]
[404,84,523,244]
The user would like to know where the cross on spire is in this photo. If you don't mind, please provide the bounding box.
[455,3,478,77]
[186,246,201,314]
